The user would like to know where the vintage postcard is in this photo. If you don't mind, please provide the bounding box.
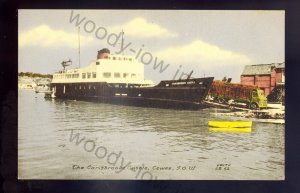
[18,10,285,180]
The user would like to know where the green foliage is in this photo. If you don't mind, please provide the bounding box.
[18,72,53,79]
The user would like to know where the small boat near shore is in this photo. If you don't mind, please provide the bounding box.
[35,83,50,93]
[208,120,252,132]
[211,108,285,124]
[208,121,252,128]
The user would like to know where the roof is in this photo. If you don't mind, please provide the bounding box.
[275,62,285,69]
[241,64,276,75]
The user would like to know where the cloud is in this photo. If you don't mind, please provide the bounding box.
[110,17,178,38]
[155,40,251,66]
[154,40,252,81]
[19,25,93,48]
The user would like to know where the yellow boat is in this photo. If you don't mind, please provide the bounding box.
[209,127,252,133]
[208,121,252,128]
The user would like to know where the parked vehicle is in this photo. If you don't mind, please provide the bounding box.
[208,80,268,109]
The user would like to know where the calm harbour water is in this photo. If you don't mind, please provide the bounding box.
[18,89,284,180]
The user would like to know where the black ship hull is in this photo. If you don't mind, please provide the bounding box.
[50,77,214,110]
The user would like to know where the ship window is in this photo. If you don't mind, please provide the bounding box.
[75,74,79,78]
[123,73,129,78]
[92,72,96,78]
[87,73,91,79]
[131,73,136,78]
[82,73,86,79]
[96,61,100,65]
[79,86,81,89]
[103,72,111,78]
[129,58,132,61]
[83,86,85,89]
[113,57,116,60]
[89,85,91,89]
[72,74,75,78]
[114,73,121,78]
[94,86,96,89]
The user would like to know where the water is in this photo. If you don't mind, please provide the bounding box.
[18,89,284,180]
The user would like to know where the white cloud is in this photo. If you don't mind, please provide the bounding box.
[110,17,178,38]
[154,40,252,81]
[155,40,251,66]
[19,25,93,48]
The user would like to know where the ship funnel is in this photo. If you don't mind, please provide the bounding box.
[97,48,110,59]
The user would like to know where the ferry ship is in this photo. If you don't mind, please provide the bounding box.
[49,48,214,110]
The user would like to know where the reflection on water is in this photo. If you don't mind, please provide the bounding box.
[18,90,284,180]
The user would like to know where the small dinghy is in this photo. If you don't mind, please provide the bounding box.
[208,121,252,128]
[208,121,252,132]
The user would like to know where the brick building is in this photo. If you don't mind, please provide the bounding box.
[240,63,285,96]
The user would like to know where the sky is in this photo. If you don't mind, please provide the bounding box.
[18,10,284,83]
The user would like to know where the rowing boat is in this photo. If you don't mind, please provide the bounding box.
[208,121,252,128]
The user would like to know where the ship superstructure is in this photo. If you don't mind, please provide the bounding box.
[52,48,153,86]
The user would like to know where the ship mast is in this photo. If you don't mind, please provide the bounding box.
[121,29,124,55]
[78,26,81,68]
